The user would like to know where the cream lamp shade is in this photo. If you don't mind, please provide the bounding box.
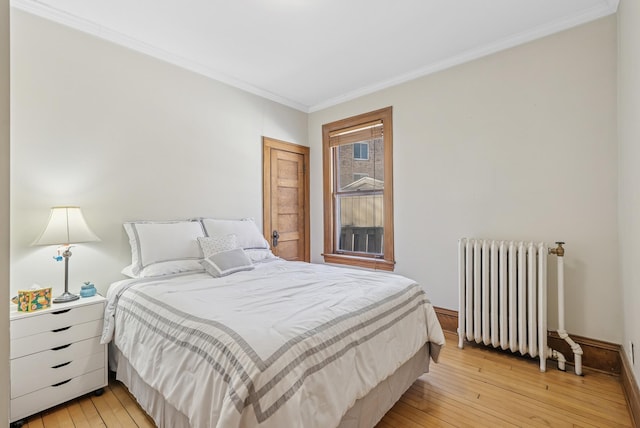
[32,206,100,303]
[33,206,100,246]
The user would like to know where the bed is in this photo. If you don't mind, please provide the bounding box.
[101,219,445,428]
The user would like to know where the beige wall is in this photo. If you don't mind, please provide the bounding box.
[1,0,8,423]
[309,16,619,342]
[9,4,625,355]
[10,10,308,296]
[618,0,640,387]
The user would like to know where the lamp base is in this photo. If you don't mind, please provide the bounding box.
[53,291,80,303]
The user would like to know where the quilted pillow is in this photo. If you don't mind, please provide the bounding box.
[200,248,254,278]
[197,234,238,257]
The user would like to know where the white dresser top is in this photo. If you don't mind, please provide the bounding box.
[10,294,105,319]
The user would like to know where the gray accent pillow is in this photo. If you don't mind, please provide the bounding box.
[201,248,254,278]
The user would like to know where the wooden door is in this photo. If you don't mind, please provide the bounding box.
[263,137,310,261]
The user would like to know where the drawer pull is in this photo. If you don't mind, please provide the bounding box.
[52,326,71,333]
[51,344,71,351]
[51,361,72,369]
[51,379,72,387]
[51,309,72,315]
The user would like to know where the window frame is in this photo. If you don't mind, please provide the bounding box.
[322,106,395,271]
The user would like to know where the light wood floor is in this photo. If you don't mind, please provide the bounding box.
[21,332,633,427]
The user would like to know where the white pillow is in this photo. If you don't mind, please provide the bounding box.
[197,234,238,257]
[201,218,269,249]
[121,260,205,278]
[201,248,254,278]
[123,220,205,276]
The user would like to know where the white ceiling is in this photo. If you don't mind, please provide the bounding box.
[11,0,619,112]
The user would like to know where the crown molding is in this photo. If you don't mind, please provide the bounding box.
[10,0,309,112]
[11,0,618,114]
[308,0,619,112]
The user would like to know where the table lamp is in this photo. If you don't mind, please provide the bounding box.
[32,206,100,303]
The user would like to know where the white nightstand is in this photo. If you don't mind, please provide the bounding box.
[9,295,108,425]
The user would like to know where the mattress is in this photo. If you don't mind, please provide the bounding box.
[102,260,444,428]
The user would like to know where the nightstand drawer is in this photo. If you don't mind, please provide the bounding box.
[11,302,103,338]
[10,319,102,359]
[11,336,104,397]
[11,351,105,399]
[12,336,103,370]
[10,368,106,422]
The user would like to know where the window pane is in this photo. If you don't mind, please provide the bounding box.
[336,194,383,255]
[336,138,384,191]
[353,143,369,160]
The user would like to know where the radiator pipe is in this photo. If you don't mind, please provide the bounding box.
[548,242,584,376]
[557,330,584,375]
[549,348,567,371]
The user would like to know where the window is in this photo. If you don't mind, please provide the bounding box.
[322,106,394,271]
[353,142,369,160]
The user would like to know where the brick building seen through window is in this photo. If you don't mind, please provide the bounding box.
[337,138,384,254]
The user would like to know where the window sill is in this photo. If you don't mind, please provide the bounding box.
[322,253,395,271]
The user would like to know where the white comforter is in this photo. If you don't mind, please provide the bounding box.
[102,260,445,428]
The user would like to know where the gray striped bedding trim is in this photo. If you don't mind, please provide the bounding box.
[122,289,264,366]
[252,291,426,398]
[127,282,426,369]
[119,293,429,420]
[263,284,429,366]
[123,283,424,373]
[117,297,250,411]
[117,283,429,418]
[250,297,429,421]
[120,285,426,394]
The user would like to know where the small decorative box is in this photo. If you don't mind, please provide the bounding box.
[80,282,97,298]
[16,287,52,312]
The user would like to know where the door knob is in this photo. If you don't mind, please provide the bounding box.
[272,230,280,247]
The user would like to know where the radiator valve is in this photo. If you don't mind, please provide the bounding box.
[549,241,565,257]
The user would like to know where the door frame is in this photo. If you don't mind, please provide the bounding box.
[262,137,310,262]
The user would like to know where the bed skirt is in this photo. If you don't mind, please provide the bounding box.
[112,343,433,428]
